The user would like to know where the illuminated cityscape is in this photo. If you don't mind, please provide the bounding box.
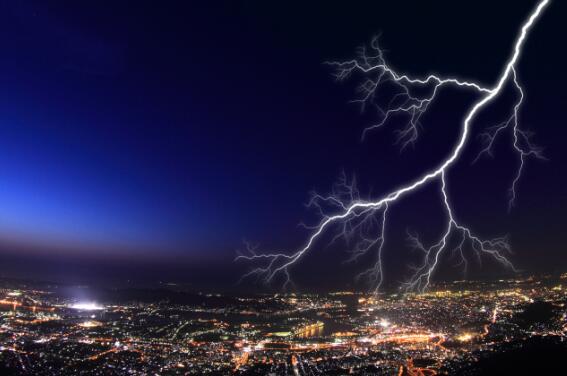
[0,274,566,374]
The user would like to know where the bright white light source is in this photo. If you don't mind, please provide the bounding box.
[69,302,104,311]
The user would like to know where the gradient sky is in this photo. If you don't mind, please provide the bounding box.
[0,1,565,287]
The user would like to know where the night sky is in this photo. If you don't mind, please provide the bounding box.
[0,1,565,289]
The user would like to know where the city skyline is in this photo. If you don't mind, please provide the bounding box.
[0,273,565,374]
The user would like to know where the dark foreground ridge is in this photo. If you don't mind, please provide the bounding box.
[456,336,567,375]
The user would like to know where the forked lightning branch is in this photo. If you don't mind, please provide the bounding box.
[238,0,550,291]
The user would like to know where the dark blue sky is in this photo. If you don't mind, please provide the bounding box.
[0,1,565,287]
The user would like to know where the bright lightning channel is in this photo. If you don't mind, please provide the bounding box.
[237,0,550,292]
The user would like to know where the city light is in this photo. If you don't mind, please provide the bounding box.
[0,274,565,374]
[78,320,102,328]
[457,333,474,342]
[69,302,104,311]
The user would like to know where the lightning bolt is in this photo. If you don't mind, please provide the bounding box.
[237,0,550,291]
